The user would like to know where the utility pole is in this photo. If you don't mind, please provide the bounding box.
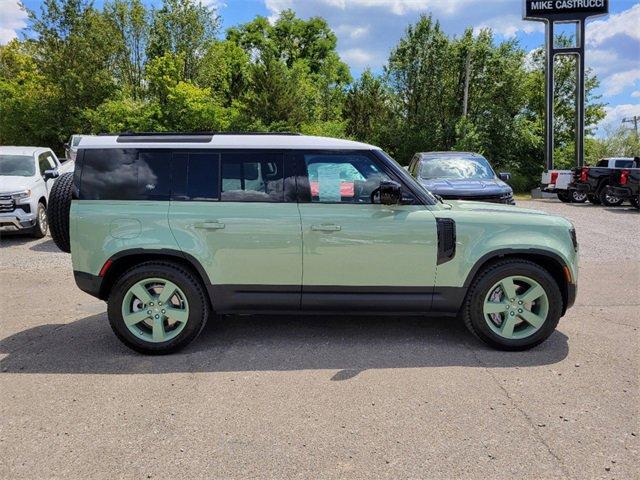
[622,115,639,138]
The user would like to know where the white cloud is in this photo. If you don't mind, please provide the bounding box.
[334,25,370,39]
[586,4,640,47]
[604,69,640,97]
[602,103,640,130]
[0,0,28,45]
[317,0,476,16]
[475,14,544,38]
[631,91,640,98]
[339,47,375,66]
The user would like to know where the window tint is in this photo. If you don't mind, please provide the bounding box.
[615,160,633,168]
[303,153,390,203]
[80,149,171,200]
[187,153,219,201]
[220,152,284,202]
[38,152,55,175]
[596,159,608,167]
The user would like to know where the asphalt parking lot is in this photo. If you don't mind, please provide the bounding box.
[0,199,638,479]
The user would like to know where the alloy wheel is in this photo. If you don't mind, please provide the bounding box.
[483,275,549,340]
[121,278,190,343]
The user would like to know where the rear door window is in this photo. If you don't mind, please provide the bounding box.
[220,152,284,202]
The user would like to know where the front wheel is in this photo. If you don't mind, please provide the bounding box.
[462,259,562,350]
[570,190,587,203]
[630,196,639,209]
[30,202,48,238]
[107,261,209,354]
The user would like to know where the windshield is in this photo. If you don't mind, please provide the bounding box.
[0,155,35,177]
[374,149,438,204]
[72,135,82,147]
[420,155,495,180]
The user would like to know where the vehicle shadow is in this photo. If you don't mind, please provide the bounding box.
[602,207,639,214]
[0,313,569,379]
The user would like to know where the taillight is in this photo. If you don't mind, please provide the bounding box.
[550,171,558,184]
[579,167,589,182]
[620,169,629,185]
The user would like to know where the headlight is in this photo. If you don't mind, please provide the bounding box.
[3,189,32,200]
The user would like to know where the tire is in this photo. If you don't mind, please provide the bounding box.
[631,196,640,209]
[47,172,74,253]
[557,191,572,203]
[598,184,624,207]
[587,194,601,205]
[30,202,48,238]
[462,259,562,351]
[107,261,209,355]
[570,190,587,203]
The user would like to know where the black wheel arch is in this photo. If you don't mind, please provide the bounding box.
[462,249,574,315]
[98,249,212,307]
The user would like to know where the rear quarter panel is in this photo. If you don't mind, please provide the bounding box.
[70,200,178,275]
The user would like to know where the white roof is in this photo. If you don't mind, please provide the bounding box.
[78,134,379,150]
[0,146,50,156]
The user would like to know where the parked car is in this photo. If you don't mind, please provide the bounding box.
[0,146,74,237]
[47,133,578,354]
[64,134,86,162]
[607,157,640,209]
[540,169,587,203]
[407,152,514,204]
[570,157,636,206]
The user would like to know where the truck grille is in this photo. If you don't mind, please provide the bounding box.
[441,194,513,204]
[0,195,15,212]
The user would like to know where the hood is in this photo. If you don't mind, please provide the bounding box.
[0,176,36,193]
[442,199,545,216]
[419,177,511,195]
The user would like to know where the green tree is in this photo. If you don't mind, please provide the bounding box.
[105,0,149,99]
[147,0,219,82]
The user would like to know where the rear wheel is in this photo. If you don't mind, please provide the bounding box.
[598,184,624,206]
[30,202,48,238]
[107,261,209,354]
[631,196,640,209]
[570,190,587,203]
[462,259,562,350]
[557,191,572,203]
[587,194,601,205]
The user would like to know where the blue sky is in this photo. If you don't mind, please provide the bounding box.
[2,0,639,134]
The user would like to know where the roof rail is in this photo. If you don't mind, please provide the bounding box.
[106,131,301,137]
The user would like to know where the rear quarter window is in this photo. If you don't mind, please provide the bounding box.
[79,149,171,200]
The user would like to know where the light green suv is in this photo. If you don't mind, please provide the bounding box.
[50,133,578,354]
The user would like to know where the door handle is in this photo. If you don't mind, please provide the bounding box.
[311,224,341,232]
[194,221,225,230]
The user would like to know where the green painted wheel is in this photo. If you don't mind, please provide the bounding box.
[483,275,549,340]
[121,277,190,343]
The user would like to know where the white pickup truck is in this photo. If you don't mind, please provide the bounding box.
[0,146,74,237]
[540,169,587,203]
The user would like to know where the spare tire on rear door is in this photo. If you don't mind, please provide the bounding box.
[47,172,74,253]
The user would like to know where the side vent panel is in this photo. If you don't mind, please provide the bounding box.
[436,218,456,265]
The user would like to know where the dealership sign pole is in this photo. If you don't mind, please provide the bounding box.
[523,0,608,170]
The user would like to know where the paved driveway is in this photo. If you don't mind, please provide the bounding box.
[0,200,638,479]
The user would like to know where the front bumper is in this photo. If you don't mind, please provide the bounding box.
[441,194,515,205]
[0,209,37,232]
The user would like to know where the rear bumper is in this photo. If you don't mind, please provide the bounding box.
[74,270,103,299]
[607,186,633,199]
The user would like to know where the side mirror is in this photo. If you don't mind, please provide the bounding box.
[64,143,70,150]
[372,180,402,205]
[499,172,511,181]
[43,169,59,181]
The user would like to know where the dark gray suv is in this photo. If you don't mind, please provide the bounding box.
[407,152,514,204]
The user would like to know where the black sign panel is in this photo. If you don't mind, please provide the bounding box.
[524,0,608,21]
